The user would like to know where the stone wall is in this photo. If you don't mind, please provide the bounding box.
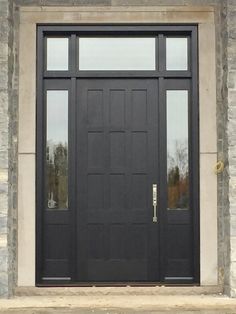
[8,0,18,297]
[0,0,234,297]
[0,0,17,298]
[0,0,11,297]
[227,0,236,297]
[217,0,230,294]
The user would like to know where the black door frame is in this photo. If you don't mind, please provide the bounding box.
[36,24,199,286]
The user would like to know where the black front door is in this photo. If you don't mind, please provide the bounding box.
[36,25,199,285]
[76,79,159,281]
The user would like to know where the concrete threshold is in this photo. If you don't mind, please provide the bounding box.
[1,294,236,313]
[15,285,223,296]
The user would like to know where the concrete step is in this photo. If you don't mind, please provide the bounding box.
[1,294,236,313]
[15,286,222,296]
[1,309,236,314]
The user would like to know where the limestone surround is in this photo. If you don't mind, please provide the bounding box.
[17,6,217,288]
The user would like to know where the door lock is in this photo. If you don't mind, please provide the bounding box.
[153,184,157,223]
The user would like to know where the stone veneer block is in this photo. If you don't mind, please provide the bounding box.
[231,238,236,262]
[19,6,214,24]
[0,0,9,298]
[199,23,217,153]
[18,23,36,154]
[200,153,217,285]
[228,0,236,295]
[18,154,35,286]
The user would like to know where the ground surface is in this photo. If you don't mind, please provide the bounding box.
[1,295,236,313]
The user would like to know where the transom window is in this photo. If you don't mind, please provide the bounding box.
[78,37,156,71]
[45,33,190,73]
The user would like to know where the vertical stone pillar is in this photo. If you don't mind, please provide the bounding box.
[0,0,10,297]
[0,0,14,297]
[227,0,236,297]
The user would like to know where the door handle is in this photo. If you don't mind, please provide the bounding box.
[153,184,157,223]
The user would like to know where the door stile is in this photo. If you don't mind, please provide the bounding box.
[158,34,167,283]
[69,76,77,282]
[76,80,89,281]
[158,76,167,283]
[124,86,132,266]
[147,79,160,281]
[103,87,111,263]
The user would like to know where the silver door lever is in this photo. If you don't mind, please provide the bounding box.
[153,184,157,223]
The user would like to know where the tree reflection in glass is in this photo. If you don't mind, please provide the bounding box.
[167,90,189,210]
[46,90,68,210]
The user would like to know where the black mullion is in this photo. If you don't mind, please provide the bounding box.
[69,77,77,282]
[155,36,159,71]
[44,35,47,74]
[70,34,77,76]
[44,71,72,78]
[77,34,79,71]
[190,27,200,284]
[36,26,44,285]
[188,35,191,72]
[161,71,191,77]
[103,84,110,262]
[38,25,197,33]
[186,79,194,282]
[158,34,165,72]
[43,71,192,79]
[125,86,132,262]
[158,77,167,283]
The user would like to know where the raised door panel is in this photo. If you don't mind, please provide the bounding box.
[76,79,159,282]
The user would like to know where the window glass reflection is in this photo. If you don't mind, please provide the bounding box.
[166,38,188,71]
[167,90,189,210]
[79,37,156,70]
[46,90,68,209]
[47,38,69,71]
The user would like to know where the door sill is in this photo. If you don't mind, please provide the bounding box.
[37,277,197,286]
[36,282,197,287]
[37,282,162,287]
[15,285,223,297]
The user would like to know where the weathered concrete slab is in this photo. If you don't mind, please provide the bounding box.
[14,286,223,296]
[1,295,236,313]
[1,309,236,314]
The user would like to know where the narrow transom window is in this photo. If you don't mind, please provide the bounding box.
[166,37,188,71]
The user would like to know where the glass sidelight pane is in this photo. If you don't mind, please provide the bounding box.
[46,90,68,209]
[78,37,156,70]
[47,38,69,71]
[167,90,189,210]
[166,38,188,71]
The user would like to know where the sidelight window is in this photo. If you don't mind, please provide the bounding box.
[46,90,68,210]
[166,90,189,210]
